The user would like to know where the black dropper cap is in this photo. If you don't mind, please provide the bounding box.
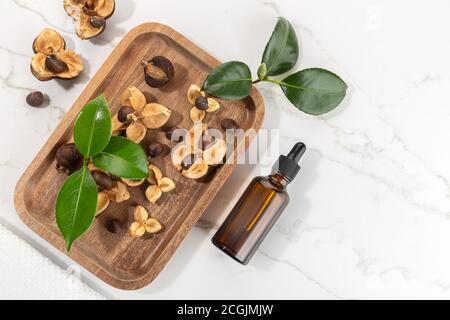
[273,142,307,181]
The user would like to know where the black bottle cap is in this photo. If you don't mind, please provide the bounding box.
[273,142,306,181]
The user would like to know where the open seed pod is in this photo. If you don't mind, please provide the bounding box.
[202,138,227,166]
[145,164,176,204]
[96,191,110,216]
[182,158,209,180]
[105,181,131,203]
[63,0,115,39]
[188,84,220,122]
[142,56,175,88]
[31,29,83,81]
[115,86,172,142]
[121,178,145,187]
[129,206,162,238]
[141,103,172,129]
[121,86,146,114]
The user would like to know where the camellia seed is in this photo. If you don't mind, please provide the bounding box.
[165,127,183,142]
[195,96,209,111]
[56,143,83,175]
[89,16,106,29]
[117,106,134,123]
[26,91,44,107]
[181,154,196,171]
[92,171,114,190]
[45,55,69,74]
[106,219,121,234]
[147,142,164,158]
[221,118,239,131]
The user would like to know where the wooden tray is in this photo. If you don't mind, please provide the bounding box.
[14,23,264,290]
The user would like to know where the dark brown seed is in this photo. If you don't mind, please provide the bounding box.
[90,16,106,28]
[195,96,209,111]
[45,55,69,74]
[26,91,44,107]
[201,134,216,150]
[106,219,121,234]
[56,143,83,175]
[221,118,239,131]
[117,106,134,123]
[92,171,114,190]
[181,154,196,171]
[147,142,164,158]
[142,56,175,88]
[165,127,183,142]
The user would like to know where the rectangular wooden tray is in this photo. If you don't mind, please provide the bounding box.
[14,23,264,290]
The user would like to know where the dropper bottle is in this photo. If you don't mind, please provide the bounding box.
[212,142,307,265]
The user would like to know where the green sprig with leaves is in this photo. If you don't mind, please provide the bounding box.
[56,94,148,251]
[202,17,348,115]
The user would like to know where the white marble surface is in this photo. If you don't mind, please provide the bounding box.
[1,0,450,299]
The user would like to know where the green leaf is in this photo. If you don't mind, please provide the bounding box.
[262,17,299,77]
[56,165,98,251]
[280,68,347,115]
[92,136,148,179]
[74,94,112,158]
[202,61,253,100]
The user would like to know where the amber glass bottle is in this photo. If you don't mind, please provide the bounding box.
[212,142,306,265]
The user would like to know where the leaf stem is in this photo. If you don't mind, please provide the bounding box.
[253,78,286,86]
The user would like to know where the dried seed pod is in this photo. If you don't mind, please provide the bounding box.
[26,91,45,107]
[96,191,110,216]
[171,144,194,170]
[126,121,147,143]
[129,206,162,237]
[33,29,66,55]
[121,178,145,187]
[112,114,126,135]
[141,103,172,129]
[106,181,131,203]
[187,84,205,105]
[147,164,163,185]
[142,56,175,88]
[195,96,209,111]
[146,185,163,204]
[106,219,121,234]
[203,139,227,166]
[30,29,83,81]
[146,142,164,158]
[63,0,115,39]
[221,118,239,130]
[92,171,114,190]
[159,177,176,193]
[56,143,83,174]
[45,55,69,74]
[206,98,220,112]
[120,86,146,113]
[182,159,209,180]
[117,106,134,123]
[190,107,206,122]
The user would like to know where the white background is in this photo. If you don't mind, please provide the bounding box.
[1,0,450,299]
